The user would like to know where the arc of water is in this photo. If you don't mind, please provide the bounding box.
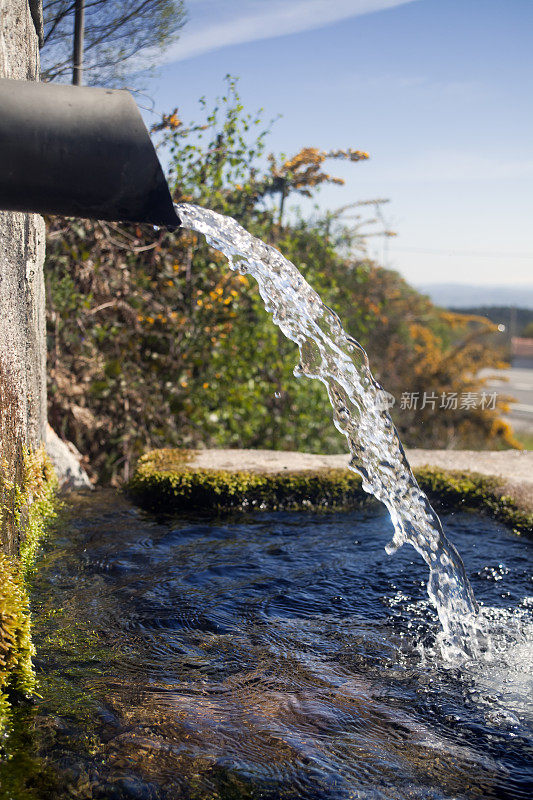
[177,203,480,656]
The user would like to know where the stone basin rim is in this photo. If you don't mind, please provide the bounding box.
[125,448,533,535]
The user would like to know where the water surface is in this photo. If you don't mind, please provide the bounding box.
[1,492,531,799]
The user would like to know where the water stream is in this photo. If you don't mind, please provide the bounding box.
[177,204,480,658]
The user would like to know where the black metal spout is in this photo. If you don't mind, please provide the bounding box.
[0,79,180,228]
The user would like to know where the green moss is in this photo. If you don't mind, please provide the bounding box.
[138,447,194,472]
[127,451,366,513]
[0,446,57,737]
[415,467,533,536]
[0,555,35,696]
[127,449,533,537]
[16,449,59,574]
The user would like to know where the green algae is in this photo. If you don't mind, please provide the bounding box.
[415,467,533,536]
[127,449,532,537]
[127,450,365,513]
[0,555,35,701]
[0,446,57,738]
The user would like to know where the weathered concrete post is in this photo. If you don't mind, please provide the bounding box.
[0,1,47,555]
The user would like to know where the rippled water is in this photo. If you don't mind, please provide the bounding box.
[1,493,531,799]
[176,204,479,656]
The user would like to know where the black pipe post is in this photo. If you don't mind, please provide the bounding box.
[0,79,181,228]
[72,0,85,86]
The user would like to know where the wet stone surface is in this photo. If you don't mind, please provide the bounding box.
[0,491,532,799]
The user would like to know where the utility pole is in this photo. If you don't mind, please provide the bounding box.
[72,0,85,86]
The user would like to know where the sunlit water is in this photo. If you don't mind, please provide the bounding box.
[1,494,531,799]
[177,204,479,657]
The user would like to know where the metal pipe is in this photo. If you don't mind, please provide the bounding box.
[72,0,85,86]
[0,79,180,228]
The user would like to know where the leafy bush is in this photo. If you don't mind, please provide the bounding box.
[45,79,517,484]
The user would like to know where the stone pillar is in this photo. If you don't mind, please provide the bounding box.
[0,1,46,555]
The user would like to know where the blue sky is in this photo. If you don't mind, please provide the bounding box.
[143,0,533,288]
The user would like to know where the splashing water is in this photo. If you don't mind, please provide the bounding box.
[177,203,481,657]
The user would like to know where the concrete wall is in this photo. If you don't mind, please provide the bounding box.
[0,0,47,555]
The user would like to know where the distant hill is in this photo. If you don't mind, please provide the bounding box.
[416,283,533,309]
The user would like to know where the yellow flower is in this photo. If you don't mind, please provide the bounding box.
[203,382,209,389]
[167,112,181,128]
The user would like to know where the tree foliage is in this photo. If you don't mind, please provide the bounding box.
[44,80,517,484]
[41,0,185,86]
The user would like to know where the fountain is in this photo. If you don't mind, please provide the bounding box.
[176,203,481,659]
[0,78,480,654]
[1,79,531,800]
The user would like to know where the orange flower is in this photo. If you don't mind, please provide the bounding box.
[167,112,181,128]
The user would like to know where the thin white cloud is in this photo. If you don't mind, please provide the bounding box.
[164,0,419,63]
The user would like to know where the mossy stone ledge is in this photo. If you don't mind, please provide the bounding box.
[126,449,533,536]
